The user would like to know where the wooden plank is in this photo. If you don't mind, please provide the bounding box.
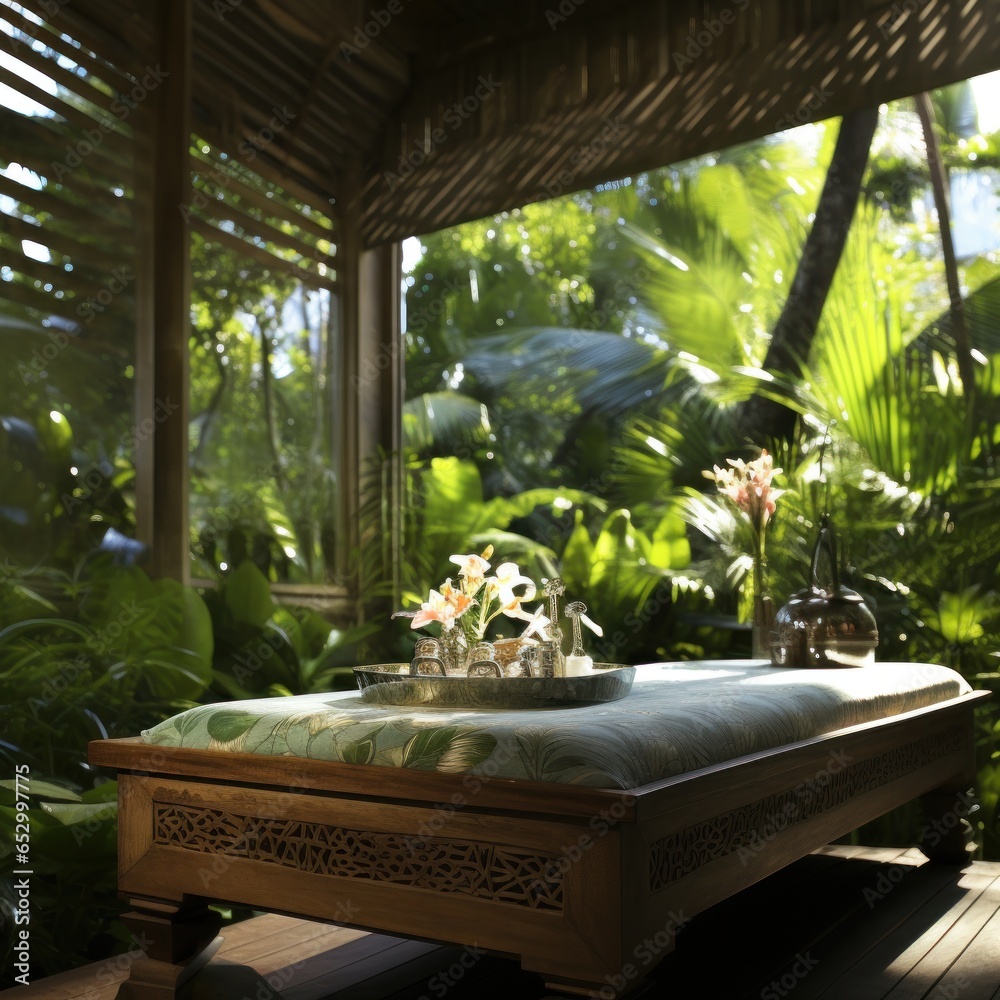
[221,920,370,970]
[89,737,639,820]
[883,880,1000,1000]
[654,845,912,999]
[932,898,1000,1000]
[816,870,1000,1000]
[287,941,456,1000]
[10,857,1000,1000]
[226,918,382,978]
[0,913,360,1000]
[0,966,124,999]
[278,937,443,999]
[780,862,982,1000]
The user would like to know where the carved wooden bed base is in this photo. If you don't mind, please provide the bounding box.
[89,690,987,998]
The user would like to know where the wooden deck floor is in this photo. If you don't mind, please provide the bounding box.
[6,845,1000,999]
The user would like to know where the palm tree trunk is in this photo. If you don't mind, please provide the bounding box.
[742,106,881,443]
[914,92,976,398]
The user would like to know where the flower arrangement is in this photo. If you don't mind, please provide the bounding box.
[703,448,785,654]
[396,545,549,647]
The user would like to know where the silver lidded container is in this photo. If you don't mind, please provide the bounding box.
[770,515,878,668]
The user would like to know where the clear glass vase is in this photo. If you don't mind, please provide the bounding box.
[439,627,469,675]
[752,593,774,660]
[750,529,773,660]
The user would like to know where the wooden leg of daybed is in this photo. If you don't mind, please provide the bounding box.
[919,786,977,865]
[116,899,222,999]
[542,975,652,998]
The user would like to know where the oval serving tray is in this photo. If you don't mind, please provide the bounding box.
[352,662,635,709]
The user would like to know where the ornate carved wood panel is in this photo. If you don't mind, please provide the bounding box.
[152,803,564,910]
[648,726,967,891]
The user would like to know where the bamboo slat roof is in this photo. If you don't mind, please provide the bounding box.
[59,0,1000,244]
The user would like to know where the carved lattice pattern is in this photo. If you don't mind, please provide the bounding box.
[649,726,967,891]
[153,804,563,910]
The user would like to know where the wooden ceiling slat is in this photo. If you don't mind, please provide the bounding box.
[359,0,1000,244]
[0,274,84,326]
[0,64,132,160]
[192,195,334,268]
[59,0,158,78]
[17,0,998,253]
[0,5,136,104]
[1,4,137,91]
[192,119,337,211]
[1,209,133,272]
[190,67,348,163]
[246,0,410,89]
[188,151,334,242]
[190,215,336,291]
[0,172,134,235]
[0,247,135,302]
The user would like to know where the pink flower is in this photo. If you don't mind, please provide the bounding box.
[703,448,784,529]
[409,588,470,631]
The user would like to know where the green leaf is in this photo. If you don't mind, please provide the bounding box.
[650,509,691,569]
[224,560,276,627]
[400,726,460,770]
[0,779,82,802]
[560,509,595,591]
[205,710,258,743]
[40,801,116,826]
[435,732,497,773]
[932,586,995,643]
[339,726,385,765]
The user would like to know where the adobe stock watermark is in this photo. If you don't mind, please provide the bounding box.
[598,910,689,998]
[545,0,586,30]
[92,933,153,988]
[671,0,750,72]
[774,83,833,133]
[539,116,628,200]
[542,794,636,879]
[760,952,819,999]
[339,0,411,62]
[212,0,243,20]
[17,266,135,384]
[403,745,520,855]
[50,66,168,182]
[180,107,296,221]
[382,75,501,192]
[737,750,854,866]
[61,397,180,512]
[879,0,929,39]
[863,791,977,908]
[415,943,487,1000]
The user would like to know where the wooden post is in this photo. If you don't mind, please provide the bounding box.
[339,165,403,602]
[919,786,977,864]
[143,0,192,581]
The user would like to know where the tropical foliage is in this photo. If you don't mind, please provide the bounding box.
[3,66,1000,977]
[396,88,1000,856]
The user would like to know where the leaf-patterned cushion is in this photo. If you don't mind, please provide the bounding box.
[141,661,972,789]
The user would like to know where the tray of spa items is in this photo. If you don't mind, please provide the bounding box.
[352,655,634,709]
[353,577,633,709]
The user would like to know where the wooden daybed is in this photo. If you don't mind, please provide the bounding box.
[88,662,988,998]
